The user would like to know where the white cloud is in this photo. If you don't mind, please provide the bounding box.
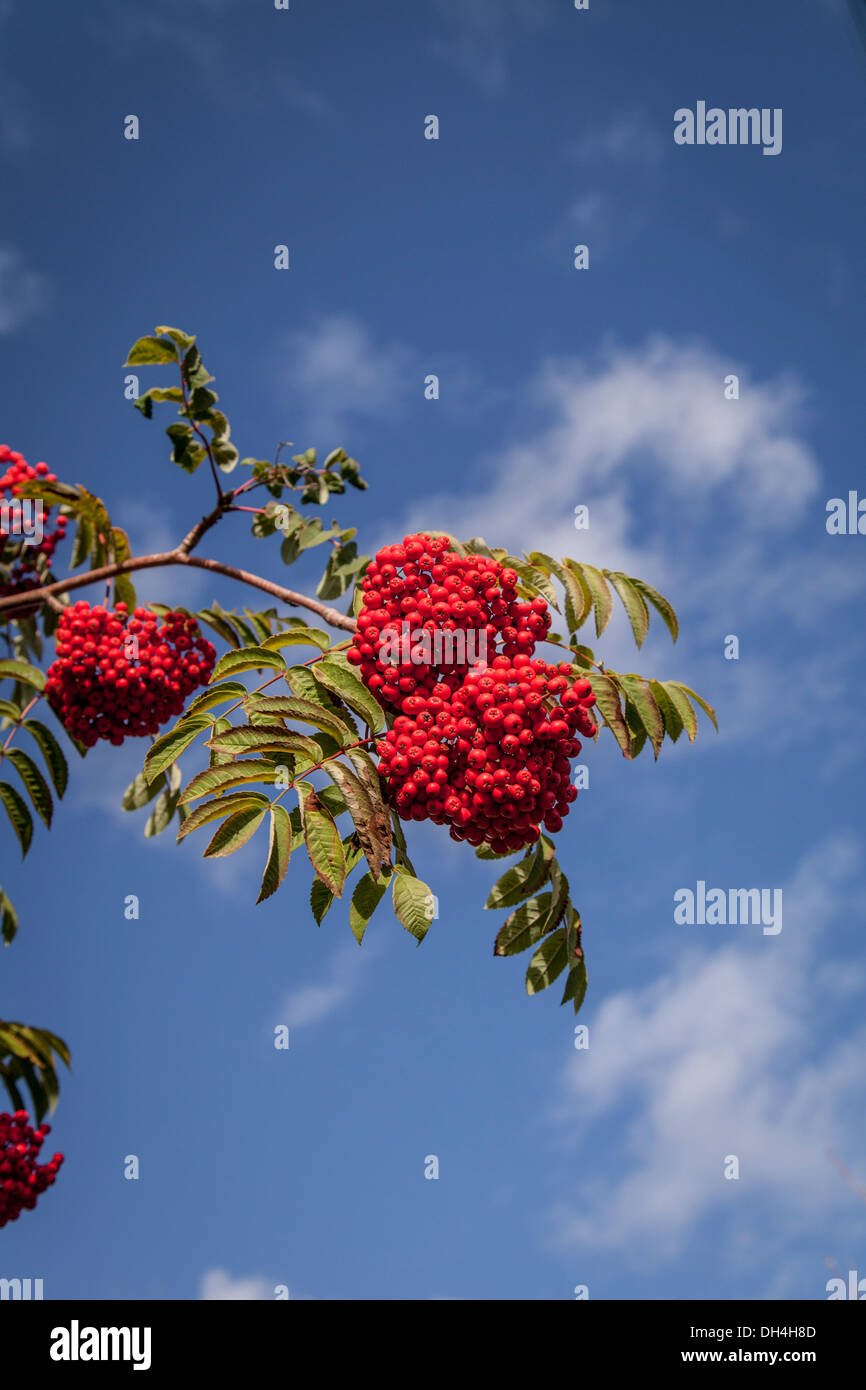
[200,1268,271,1300]
[572,112,664,167]
[0,246,47,333]
[277,316,413,441]
[280,938,380,1029]
[548,836,866,1260]
[430,0,556,96]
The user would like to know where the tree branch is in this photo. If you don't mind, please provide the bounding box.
[0,552,358,632]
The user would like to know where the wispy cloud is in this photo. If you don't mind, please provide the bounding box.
[199,1268,272,1300]
[0,245,47,333]
[430,0,556,97]
[280,938,382,1030]
[571,111,664,168]
[276,316,414,442]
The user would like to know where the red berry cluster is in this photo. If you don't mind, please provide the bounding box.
[348,533,552,699]
[0,446,68,607]
[349,535,597,854]
[0,1110,63,1227]
[45,601,217,747]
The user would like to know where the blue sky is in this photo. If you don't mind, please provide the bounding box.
[2,0,865,1300]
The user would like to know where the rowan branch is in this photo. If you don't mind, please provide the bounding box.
[0,551,357,632]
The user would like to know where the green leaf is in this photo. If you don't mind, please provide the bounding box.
[22,720,68,797]
[391,866,436,942]
[526,927,569,994]
[144,788,179,837]
[630,577,679,642]
[505,557,558,608]
[180,760,281,804]
[297,784,346,895]
[0,659,45,692]
[310,877,334,925]
[184,681,249,717]
[617,674,664,758]
[485,840,555,910]
[322,758,392,880]
[561,958,588,1013]
[202,804,267,858]
[262,627,331,656]
[493,892,557,956]
[70,516,94,569]
[312,658,386,733]
[249,695,355,742]
[6,749,52,827]
[154,326,195,352]
[210,647,286,682]
[0,886,18,944]
[649,678,684,743]
[133,385,185,418]
[197,608,241,648]
[124,334,178,366]
[144,713,213,784]
[176,791,269,841]
[207,724,306,756]
[256,804,293,903]
[532,554,591,633]
[585,672,631,757]
[122,769,166,810]
[659,681,698,743]
[350,870,389,943]
[605,572,650,648]
[573,563,613,637]
[673,683,718,733]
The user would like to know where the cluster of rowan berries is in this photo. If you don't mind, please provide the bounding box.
[0,446,68,604]
[45,601,216,746]
[0,1110,63,1226]
[349,534,596,853]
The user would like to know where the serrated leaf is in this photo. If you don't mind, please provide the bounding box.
[144,787,178,837]
[561,958,588,1013]
[22,719,68,797]
[322,759,392,880]
[122,769,166,811]
[70,516,93,570]
[649,678,684,743]
[585,672,632,757]
[525,927,569,994]
[184,681,249,717]
[197,609,241,648]
[350,871,389,943]
[617,674,664,758]
[180,760,281,804]
[256,804,292,903]
[207,724,309,758]
[249,696,355,742]
[660,681,698,743]
[297,784,346,895]
[391,866,436,942]
[493,892,557,956]
[572,562,613,637]
[631,577,679,642]
[0,659,45,692]
[176,791,269,841]
[260,628,331,656]
[124,334,178,366]
[673,683,718,732]
[485,840,554,910]
[605,572,650,648]
[202,804,266,858]
[210,647,286,682]
[0,886,18,944]
[6,749,52,827]
[310,877,334,924]
[312,658,386,733]
[505,557,558,608]
[144,713,213,784]
[154,326,195,352]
